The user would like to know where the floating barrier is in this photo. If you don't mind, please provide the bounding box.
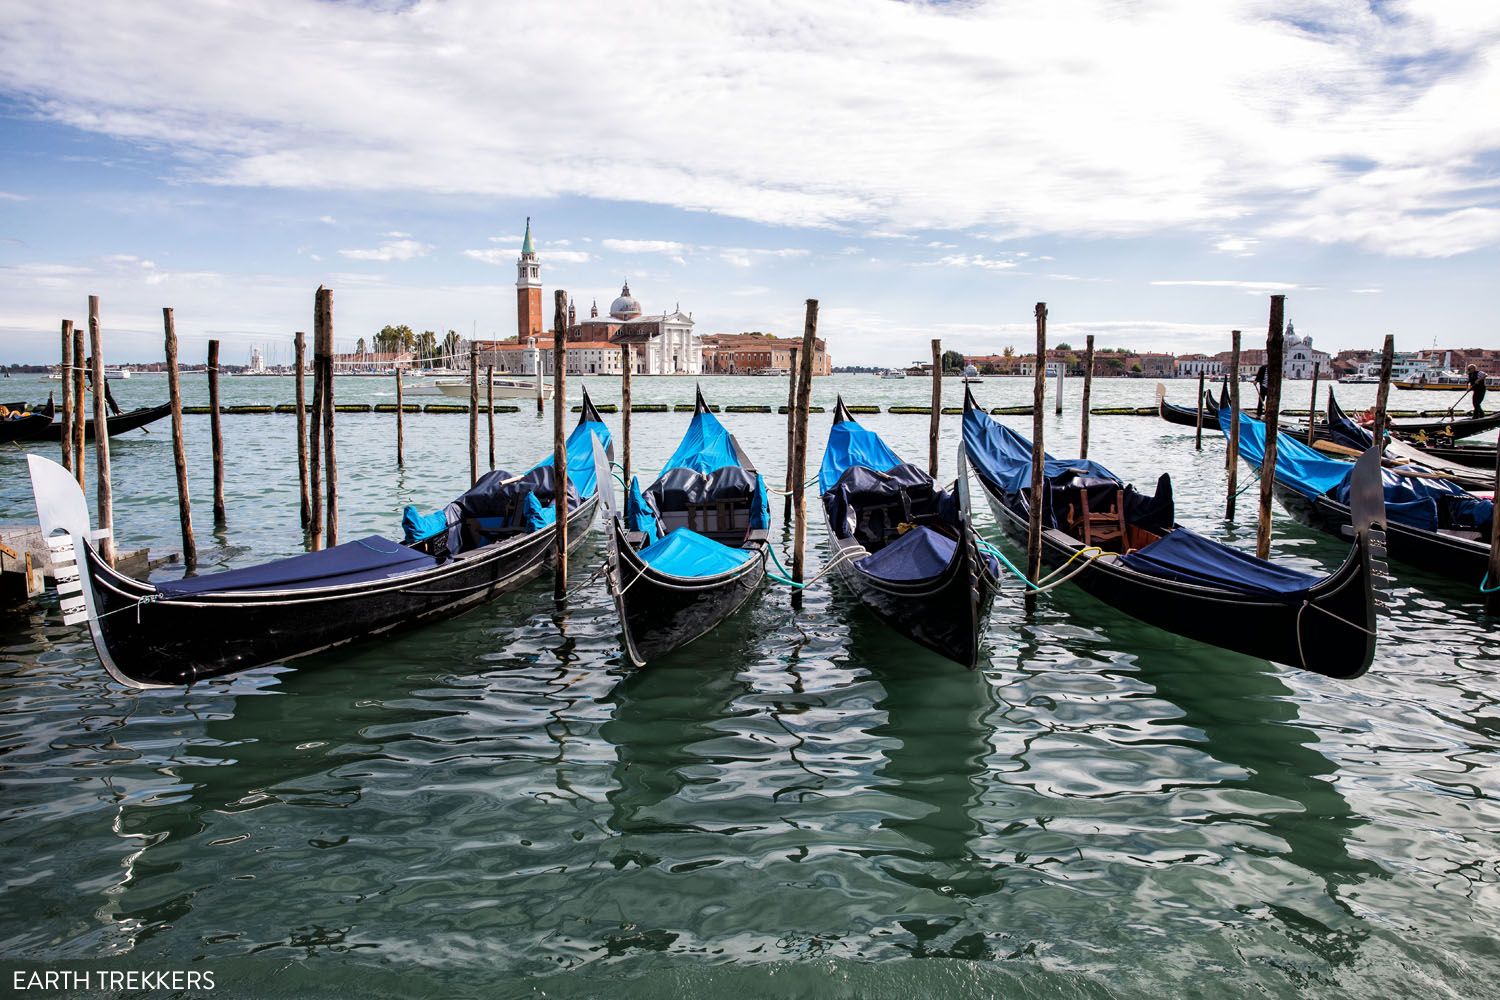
[569,403,620,413]
[887,405,931,414]
[374,403,422,413]
[725,404,772,413]
[777,405,826,414]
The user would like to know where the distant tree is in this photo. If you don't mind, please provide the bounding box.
[1002,346,1015,358]
[355,337,367,357]
[941,349,965,372]
[443,330,462,362]
[418,330,438,365]
[1056,342,1073,351]
[375,324,415,355]
[1130,362,1142,374]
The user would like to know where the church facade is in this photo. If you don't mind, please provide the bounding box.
[572,283,701,375]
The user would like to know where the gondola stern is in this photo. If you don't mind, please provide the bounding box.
[832,395,854,424]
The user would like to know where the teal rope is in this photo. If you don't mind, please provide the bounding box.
[1481,571,1500,594]
[976,538,1041,591]
[764,541,806,589]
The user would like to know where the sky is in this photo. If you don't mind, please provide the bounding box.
[1,0,1498,367]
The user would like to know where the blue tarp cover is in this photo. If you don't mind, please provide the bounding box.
[158,534,436,597]
[1217,406,1351,499]
[1117,527,1318,602]
[661,408,743,475]
[526,418,612,499]
[402,505,448,543]
[820,417,905,494]
[638,527,756,578]
[626,476,661,542]
[961,405,1116,495]
[856,525,957,582]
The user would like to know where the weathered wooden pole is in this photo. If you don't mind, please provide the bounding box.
[1026,303,1047,586]
[1226,330,1242,520]
[1195,370,1206,450]
[620,344,633,484]
[1054,361,1064,415]
[791,300,819,607]
[1372,334,1395,451]
[295,332,311,527]
[468,346,479,485]
[1307,363,1321,446]
[535,340,545,415]
[1255,297,1286,560]
[929,339,942,478]
[307,323,324,551]
[394,363,405,470]
[163,308,197,570]
[486,364,496,471]
[317,288,338,547]
[71,325,86,490]
[207,339,226,526]
[1080,335,1094,459]
[59,320,73,473]
[88,296,116,567]
[1487,430,1500,613]
[552,290,570,600]
[784,345,800,522]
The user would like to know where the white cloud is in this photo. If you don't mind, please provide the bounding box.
[464,247,589,265]
[318,214,336,224]
[1,2,1498,256]
[0,191,29,201]
[340,237,432,261]
[1213,235,1259,256]
[1151,279,1298,292]
[602,239,686,254]
[1350,287,1382,294]
[934,253,1020,270]
[721,252,751,268]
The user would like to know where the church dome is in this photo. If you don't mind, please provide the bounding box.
[609,281,642,320]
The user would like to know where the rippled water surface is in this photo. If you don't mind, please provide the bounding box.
[2,373,1498,997]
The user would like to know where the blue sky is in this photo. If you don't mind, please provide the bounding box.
[1,0,1498,367]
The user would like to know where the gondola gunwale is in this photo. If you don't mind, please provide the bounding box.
[595,389,769,668]
[963,386,1379,679]
[819,395,998,668]
[1156,384,1219,428]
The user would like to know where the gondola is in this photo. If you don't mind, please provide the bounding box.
[594,389,768,666]
[1317,392,1492,491]
[963,387,1381,678]
[1286,404,1500,443]
[1219,403,1493,587]
[819,397,999,667]
[0,397,54,443]
[28,391,614,688]
[1156,384,1219,428]
[8,400,171,442]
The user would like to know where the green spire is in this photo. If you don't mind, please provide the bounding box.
[521,216,535,255]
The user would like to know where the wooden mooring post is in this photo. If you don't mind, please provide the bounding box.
[58,320,73,473]
[207,339,226,526]
[620,344,633,484]
[468,346,479,486]
[163,308,196,570]
[317,287,338,547]
[71,325,86,491]
[1225,330,1242,521]
[295,332,311,526]
[88,296,116,566]
[784,345,799,523]
[394,363,405,469]
[1055,362,1064,416]
[1487,431,1500,613]
[791,300,818,609]
[552,290,569,601]
[1255,297,1286,560]
[1026,303,1047,588]
[307,322,325,551]
[929,339,942,478]
[1306,364,1321,446]
[1080,335,1094,459]
[1195,371,1206,450]
[486,364,496,471]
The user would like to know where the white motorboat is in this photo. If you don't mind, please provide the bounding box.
[435,375,554,400]
[879,369,906,380]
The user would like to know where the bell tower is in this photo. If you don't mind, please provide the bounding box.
[516,217,542,341]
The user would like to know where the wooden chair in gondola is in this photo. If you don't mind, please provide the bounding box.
[1076,488,1128,550]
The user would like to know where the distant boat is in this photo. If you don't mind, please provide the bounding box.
[47,367,129,381]
[962,364,983,384]
[879,369,906,380]
[1394,369,1500,391]
[435,374,553,400]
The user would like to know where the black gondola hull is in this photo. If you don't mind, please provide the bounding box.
[974,476,1376,678]
[26,403,172,442]
[828,533,998,669]
[1272,484,1488,585]
[78,497,598,686]
[607,518,766,666]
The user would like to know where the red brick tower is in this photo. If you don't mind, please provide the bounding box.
[516,217,542,341]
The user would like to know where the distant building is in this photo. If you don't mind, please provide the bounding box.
[474,335,623,376]
[1282,324,1332,378]
[567,283,700,375]
[701,332,831,375]
[1175,354,1221,377]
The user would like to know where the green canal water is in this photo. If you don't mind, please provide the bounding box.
[2,373,1497,998]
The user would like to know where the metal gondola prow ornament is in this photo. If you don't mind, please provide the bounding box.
[1348,444,1392,611]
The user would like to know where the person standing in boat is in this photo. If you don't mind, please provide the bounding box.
[1467,364,1487,418]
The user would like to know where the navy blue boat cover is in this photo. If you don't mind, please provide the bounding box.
[961,404,1115,496]
[157,535,436,598]
[1327,396,1376,450]
[856,526,957,582]
[820,417,904,494]
[1118,528,1318,602]
[1220,405,1492,533]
